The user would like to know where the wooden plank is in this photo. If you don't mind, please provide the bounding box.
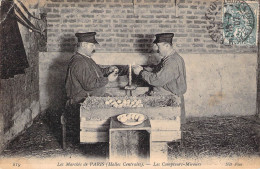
[151,130,181,142]
[80,119,110,132]
[80,125,109,130]
[80,126,109,132]
[80,106,181,120]
[80,119,108,123]
[80,119,110,126]
[80,130,181,143]
[80,119,181,133]
[80,131,108,143]
[80,107,124,119]
[150,119,180,131]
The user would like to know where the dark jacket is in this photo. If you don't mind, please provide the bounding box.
[65,52,110,104]
[140,52,187,96]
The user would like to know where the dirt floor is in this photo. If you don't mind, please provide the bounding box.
[1,110,260,160]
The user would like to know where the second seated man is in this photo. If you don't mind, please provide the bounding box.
[132,33,187,124]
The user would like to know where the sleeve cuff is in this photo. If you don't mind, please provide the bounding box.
[139,70,145,77]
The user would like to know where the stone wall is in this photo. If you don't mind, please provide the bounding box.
[0,1,41,153]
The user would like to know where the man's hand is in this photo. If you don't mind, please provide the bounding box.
[143,66,153,72]
[132,65,143,75]
[108,66,119,74]
[108,72,118,82]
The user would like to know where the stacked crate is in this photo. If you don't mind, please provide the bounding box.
[80,96,181,143]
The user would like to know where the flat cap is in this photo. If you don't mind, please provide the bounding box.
[153,33,174,44]
[75,32,99,44]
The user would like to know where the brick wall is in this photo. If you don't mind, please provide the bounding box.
[257,1,260,118]
[45,0,258,53]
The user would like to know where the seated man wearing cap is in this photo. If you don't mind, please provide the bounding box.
[65,32,118,106]
[132,33,187,124]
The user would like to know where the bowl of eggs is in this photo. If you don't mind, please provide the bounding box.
[117,113,146,126]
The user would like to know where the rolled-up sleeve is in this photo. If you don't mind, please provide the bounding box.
[72,61,108,90]
[140,60,179,87]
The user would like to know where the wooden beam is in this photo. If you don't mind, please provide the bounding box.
[150,119,180,131]
[80,106,181,120]
[80,131,108,143]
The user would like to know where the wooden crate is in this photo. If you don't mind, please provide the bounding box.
[80,96,181,143]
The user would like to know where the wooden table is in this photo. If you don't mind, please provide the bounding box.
[109,116,151,162]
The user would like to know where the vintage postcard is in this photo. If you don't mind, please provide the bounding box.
[0,0,260,168]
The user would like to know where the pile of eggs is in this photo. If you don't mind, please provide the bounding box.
[105,99,143,108]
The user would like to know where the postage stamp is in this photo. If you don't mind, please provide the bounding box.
[223,0,258,45]
[205,0,259,46]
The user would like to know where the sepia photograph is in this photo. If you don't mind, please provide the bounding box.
[0,0,260,168]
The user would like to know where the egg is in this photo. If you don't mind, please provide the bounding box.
[117,100,122,104]
[138,104,143,107]
[113,104,118,108]
[131,114,136,120]
[131,114,136,119]
[134,114,140,120]
[113,101,118,104]
[126,114,132,120]
[120,116,127,123]
[138,116,145,122]
[136,100,142,104]
[125,102,130,107]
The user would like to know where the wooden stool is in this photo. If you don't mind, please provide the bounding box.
[109,116,151,163]
[61,103,80,150]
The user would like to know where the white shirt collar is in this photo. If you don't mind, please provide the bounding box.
[77,51,91,58]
